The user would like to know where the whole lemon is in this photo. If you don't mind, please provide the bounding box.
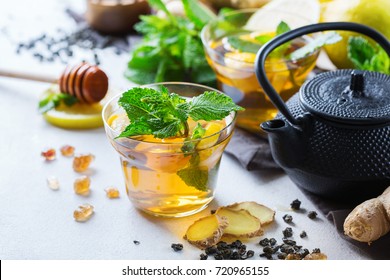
[322,0,390,69]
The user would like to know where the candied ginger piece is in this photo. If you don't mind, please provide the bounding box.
[73,204,94,222]
[73,153,94,172]
[74,175,91,195]
[47,176,60,190]
[41,148,56,161]
[60,145,75,157]
[105,187,120,199]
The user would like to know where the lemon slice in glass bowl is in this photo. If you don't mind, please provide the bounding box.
[41,86,115,129]
[245,0,320,32]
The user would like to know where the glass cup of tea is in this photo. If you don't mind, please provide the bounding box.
[102,82,237,217]
[201,9,320,135]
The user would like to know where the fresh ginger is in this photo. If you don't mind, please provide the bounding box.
[226,201,275,225]
[184,215,228,249]
[184,201,275,249]
[216,207,263,238]
[344,186,390,243]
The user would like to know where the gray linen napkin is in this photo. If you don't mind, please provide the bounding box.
[225,128,390,259]
[225,128,280,170]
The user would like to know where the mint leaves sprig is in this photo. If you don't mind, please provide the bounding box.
[125,0,217,86]
[347,36,390,74]
[117,86,243,191]
[38,88,78,114]
[117,86,243,139]
[225,21,341,61]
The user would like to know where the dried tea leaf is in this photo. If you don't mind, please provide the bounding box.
[184,215,228,249]
[216,207,263,238]
[226,201,275,225]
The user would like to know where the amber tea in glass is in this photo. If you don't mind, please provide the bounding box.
[103,83,236,217]
[201,10,319,134]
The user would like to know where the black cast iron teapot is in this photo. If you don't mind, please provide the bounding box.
[255,22,390,201]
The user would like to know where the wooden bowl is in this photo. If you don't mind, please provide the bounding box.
[86,0,151,35]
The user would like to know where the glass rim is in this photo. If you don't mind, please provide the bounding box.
[102,82,237,146]
[200,8,320,65]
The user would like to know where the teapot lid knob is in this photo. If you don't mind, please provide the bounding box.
[299,69,390,125]
[349,70,365,96]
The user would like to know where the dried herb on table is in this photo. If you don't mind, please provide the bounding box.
[171,243,184,252]
[308,211,318,219]
[15,9,130,64]
[290,199,301,210]
[283,214,293,223]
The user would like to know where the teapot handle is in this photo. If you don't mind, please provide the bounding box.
[255,22,390,126]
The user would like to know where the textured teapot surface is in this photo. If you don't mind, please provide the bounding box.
[300,70,390,124]
[256,22,390,200]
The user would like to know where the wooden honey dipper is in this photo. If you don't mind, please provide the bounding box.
[0,62,109,104]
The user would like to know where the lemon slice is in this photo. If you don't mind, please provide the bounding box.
[245,0,320,32]
[197,121,225,150]
[43,102,103,129]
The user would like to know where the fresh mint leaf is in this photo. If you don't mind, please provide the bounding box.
[347,36,390,74]
[38,91,78,114]
[191,123,206,139]
[177,153,208,191]
[218,7,235,17]
[289,31,342,61]
[227,36,262,54]
[182,0,216,29]
[124,67,155,85]
[186,91,243,121]
[190,65,216,87]
[255,34,273,44]
[135,15,171,34]
[226,22,291,55]
[126,2,216,86]
[177,166,208,191]
[147,0,176,23]
[118,87,190,138]
[371,47,390,74]
[276,21,291,35]
[118,88,159,120]
[183,34,206,68]
[117,119,152,138]
[181,123,206,153]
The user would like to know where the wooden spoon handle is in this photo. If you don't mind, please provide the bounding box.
[0,68,58,84]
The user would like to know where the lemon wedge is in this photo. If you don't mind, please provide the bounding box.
[43,102,103,129]
[245,0,320,32]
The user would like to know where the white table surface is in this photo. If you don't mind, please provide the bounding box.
[0,0,370,260]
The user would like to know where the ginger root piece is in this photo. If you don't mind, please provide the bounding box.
[344,187,390,243]
[216,207,263,238]
[226,201,275,225]
[184,215,228,249]
[303,253,328,260]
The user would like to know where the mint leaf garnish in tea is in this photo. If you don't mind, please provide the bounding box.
[289,31,342,61]
[114,86,243,191]
[117,86,243,139]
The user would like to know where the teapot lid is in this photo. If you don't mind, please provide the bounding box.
[299,69,390,124]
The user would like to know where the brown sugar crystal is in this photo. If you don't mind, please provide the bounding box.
[105,187,120,199]
[73,153,94,172]
[60,145,75,157]
[74,175,91,195]
[41,148,56,161]
[73,204,94,222]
